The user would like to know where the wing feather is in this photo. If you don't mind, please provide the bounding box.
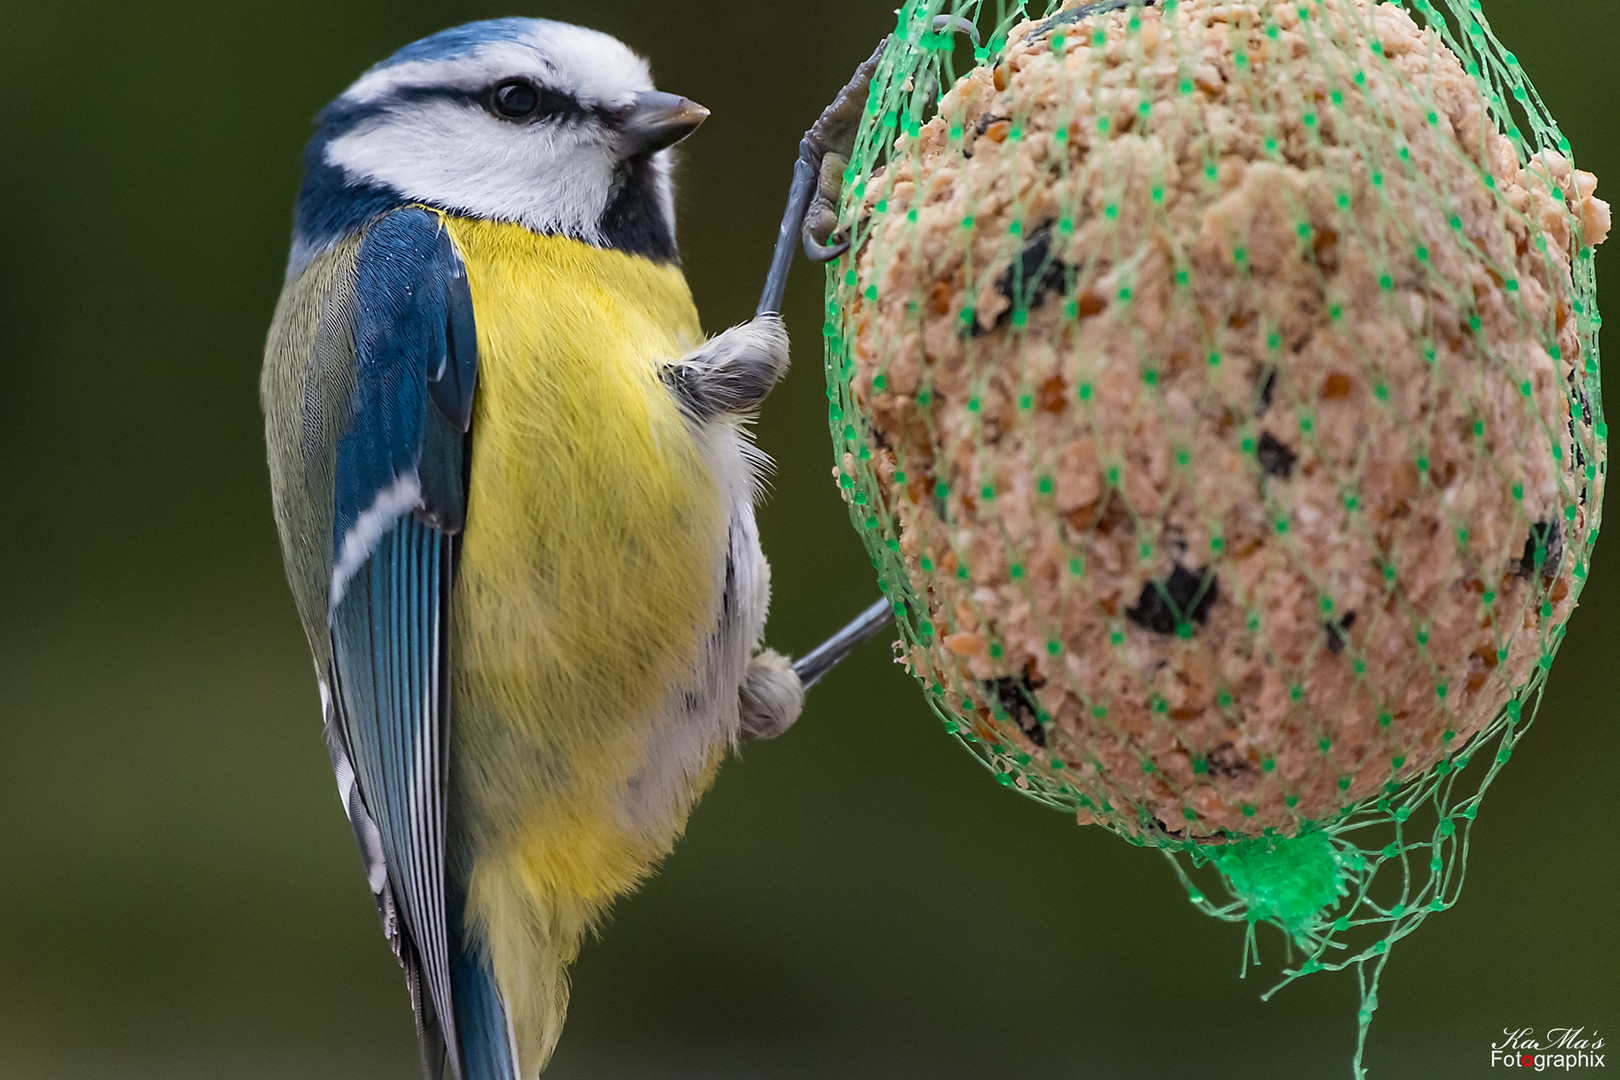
[315,206,488,1078]
[331,518,458,1067]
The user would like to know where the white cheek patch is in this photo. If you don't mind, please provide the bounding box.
[326,102,617,245]
[330,470,423,610]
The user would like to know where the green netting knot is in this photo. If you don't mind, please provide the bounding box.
[1216,832,1345,945]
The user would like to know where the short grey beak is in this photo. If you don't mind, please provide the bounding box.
[618,90,709,157]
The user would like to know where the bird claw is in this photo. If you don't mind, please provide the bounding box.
[797,15,978,259]
[1032,0,1155,40]
[931,13,982,46]
[802,232,851,264]
[758,12,980,311]
[801,150,852,260]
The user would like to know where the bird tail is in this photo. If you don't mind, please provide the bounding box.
[449,938,521,1080]
[445,875,583,1079]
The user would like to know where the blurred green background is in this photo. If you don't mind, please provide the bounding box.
[0,1,1614,1077]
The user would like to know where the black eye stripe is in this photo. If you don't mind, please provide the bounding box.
[481,78,590,124]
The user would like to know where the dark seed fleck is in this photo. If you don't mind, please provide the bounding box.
[1203,742,1251,779]
[973,112,1011,137]
[1151,816,1184,837]
[1256,431,1297,478]
[1575,440,1588,507]
[1126,564,1219,635]
[986,675,1046,746]
[968,224,1070,338]
[1325,610,1357,655]
[1568,371,1593,427]
[1516,519,1563,579]
[1255,366,1278,417]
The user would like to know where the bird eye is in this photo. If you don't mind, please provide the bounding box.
[486,79,541,121]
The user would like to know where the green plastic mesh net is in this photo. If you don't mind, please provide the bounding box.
[821,0,1608,1072]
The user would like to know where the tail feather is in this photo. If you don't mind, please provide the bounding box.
[454,832,654,1075]
[450,945,520,1080]
[447,888,521,1080]
[474,868,595,1076]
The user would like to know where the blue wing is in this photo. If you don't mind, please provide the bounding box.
[321,207,512,1079]
[331,208,476,578]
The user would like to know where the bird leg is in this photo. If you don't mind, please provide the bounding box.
[740,597,894,737]
[739,598,894,739]
[789,598,895,690]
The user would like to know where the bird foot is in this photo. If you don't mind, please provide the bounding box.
[756,15,980,312]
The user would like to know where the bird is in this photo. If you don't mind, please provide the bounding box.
[260,18,809,1078]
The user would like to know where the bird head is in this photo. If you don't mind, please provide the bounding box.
[290,18,706,274]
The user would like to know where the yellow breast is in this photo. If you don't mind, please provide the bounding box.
[439,215,722,865]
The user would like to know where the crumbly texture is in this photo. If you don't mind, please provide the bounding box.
[843,0,1607,839]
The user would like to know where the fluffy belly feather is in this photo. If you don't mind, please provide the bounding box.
[442,215,725,906]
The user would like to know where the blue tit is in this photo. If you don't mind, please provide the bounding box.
[260,18,808,1079]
